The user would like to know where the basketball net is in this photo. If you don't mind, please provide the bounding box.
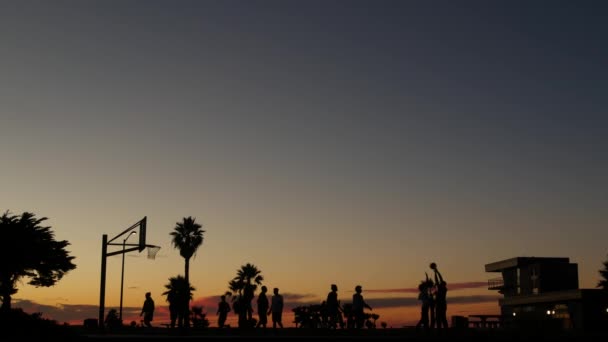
[147,246,161,260]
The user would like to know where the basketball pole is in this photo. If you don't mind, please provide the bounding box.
[99,234,108,331]
[99,217,149,332]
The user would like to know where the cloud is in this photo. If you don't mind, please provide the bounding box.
[281,292,316,301]
[14,299,99,324]
[365,281,488,294]
[14,298,162,325]
[273,290,499,311]
[366,295,500,309]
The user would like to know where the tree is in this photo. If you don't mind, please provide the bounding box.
[170,216,205,328]
[162,275,195,329]
[598,254,608,290]
[0,211,76,312]
[228,263,263,328]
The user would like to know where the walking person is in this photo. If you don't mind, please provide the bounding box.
[140,292,155,328]
[269,287,284,328]
[352,285,372,329]
[326,284,343,329]
[256,286,269,328]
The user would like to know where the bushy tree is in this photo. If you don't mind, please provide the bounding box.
[598,254,608,290]
[0,211,76,312]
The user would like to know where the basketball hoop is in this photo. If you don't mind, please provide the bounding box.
[147,245,161,260]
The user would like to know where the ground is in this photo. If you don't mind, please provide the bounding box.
[52,326,608,342]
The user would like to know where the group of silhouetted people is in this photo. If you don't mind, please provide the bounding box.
[321,284,374,329]
[416,263,448,332]
[214,283,374,330]
[320,284,372,329]
[252,286,284,329]
[216,286,284,329]
[110,265,447,330]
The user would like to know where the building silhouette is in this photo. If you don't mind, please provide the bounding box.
[486,257,608,330]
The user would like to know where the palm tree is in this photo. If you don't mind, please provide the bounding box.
[598,254,608,290]
[228,263,264,328]
[162,275,195,328]
[0,211,76,312]
[170,216,205,327]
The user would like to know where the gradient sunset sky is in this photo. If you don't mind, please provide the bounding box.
[2,1,607,327]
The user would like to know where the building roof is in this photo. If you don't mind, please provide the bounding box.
[485,257,571,272]
[499,289,607,306]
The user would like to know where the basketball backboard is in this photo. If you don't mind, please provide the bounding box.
[138,217,146,252]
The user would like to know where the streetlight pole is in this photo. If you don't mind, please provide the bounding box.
[119,231,137,322]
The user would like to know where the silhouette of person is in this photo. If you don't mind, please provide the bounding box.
[320,300,328,327]
[217,295,231,328]
[168,292,178,329]
[433,265,448,329]
[415,281,431,333]
[435,280,448,328]
[423,271,436,329]
[326,284,343,329]
[177,293,189,329]
[256,286,269,328]
[232,297,244,327]
[269,287,284,328]
[429,290,436,329]
[140,292,155,327]
[352,285,372,329]
[105,308,121,330]
[243,284,255,322]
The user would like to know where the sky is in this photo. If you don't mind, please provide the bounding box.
[1,0,607,328]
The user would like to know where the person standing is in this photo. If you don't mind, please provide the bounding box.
[269,287,284,328]
[167,291,178,329]
[326,284,342,329]
[256,286,269,328]
[435,280,448,329]
[415,281,431,333]
[140,292,155,328]
[432,264,448,329]
[352,285,372,329]
[217,295,231,328]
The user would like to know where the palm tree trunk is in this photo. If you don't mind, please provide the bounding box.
[184,257,190,329]
[0,293,11,312]
[0,276,12,312]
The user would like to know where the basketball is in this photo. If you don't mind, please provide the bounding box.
[430,262,437,270]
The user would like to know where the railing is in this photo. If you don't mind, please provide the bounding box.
[487,277,504,290]
[468,315,503,329]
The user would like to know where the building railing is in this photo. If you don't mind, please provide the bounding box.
[488,277,504,290]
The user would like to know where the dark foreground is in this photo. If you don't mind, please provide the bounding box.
[13,327,607,342]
